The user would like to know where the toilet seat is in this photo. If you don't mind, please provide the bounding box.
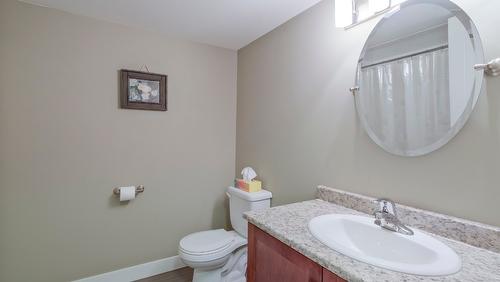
[179,229,246,264]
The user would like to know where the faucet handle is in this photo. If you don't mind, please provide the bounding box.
[374,198,397,216]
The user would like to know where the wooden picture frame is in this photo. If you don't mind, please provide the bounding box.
[120,69,167,111]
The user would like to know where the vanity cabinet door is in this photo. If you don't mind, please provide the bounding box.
[323,269,347,282]
[247,223,322,282]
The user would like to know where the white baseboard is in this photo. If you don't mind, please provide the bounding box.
[73,255,187,282]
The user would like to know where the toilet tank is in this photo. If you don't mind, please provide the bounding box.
[227,186,272,238]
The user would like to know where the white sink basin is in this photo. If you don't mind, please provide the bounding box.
[308,214,461,276]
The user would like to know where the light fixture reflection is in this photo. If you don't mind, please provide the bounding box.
[369,0,390,14]
[335,0,353,27]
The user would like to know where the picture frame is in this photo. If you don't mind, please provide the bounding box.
[120,69,167,111]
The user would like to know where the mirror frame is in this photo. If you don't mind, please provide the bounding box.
[354,0,485,157]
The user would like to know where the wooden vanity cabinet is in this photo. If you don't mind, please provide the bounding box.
[247,223,346,282]
[322,268,346,282]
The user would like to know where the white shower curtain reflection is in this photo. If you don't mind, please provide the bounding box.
[359,49,450,153]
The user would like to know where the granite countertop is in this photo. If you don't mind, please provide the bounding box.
[244,199,500,282]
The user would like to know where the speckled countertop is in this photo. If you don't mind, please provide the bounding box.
[244,199,500,282]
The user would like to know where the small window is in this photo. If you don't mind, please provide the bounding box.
[335,0,407,28]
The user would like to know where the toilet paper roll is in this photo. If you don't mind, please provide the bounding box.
[119,186,136,201]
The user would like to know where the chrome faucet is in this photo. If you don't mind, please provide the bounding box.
[373,198,414,236]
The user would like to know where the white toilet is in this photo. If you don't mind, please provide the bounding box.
[179,186,272,282]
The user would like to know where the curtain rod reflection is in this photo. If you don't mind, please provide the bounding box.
[360,45,449,70]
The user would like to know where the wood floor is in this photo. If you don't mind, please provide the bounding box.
[135,267,193,282]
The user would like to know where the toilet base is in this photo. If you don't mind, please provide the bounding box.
[193,267,223,282]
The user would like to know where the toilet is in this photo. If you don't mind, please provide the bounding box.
[179,186,272,282]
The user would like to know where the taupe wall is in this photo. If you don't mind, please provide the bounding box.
[237,0,500,227]
[0,1,236,281]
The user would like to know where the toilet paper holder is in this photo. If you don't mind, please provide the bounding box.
[113,185,145,196]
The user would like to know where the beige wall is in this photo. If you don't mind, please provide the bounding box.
[237,0,500,227]
[0,1,236,281]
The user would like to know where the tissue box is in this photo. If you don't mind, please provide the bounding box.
[236,179,262,192]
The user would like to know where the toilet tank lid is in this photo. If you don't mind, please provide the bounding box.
[227,186,272,201]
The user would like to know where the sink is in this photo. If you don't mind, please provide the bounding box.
[308,214,461,276]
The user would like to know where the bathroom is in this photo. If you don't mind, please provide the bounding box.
[0,0,499,281]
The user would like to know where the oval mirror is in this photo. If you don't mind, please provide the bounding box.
[355,0,485,156]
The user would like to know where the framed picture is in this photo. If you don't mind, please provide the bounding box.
[120,69,167,111]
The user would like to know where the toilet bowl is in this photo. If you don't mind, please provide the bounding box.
[179,229,246,270]
[179,186,272,282]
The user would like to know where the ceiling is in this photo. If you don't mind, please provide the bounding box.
[21,0,323,50]
[367,2,456,47]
